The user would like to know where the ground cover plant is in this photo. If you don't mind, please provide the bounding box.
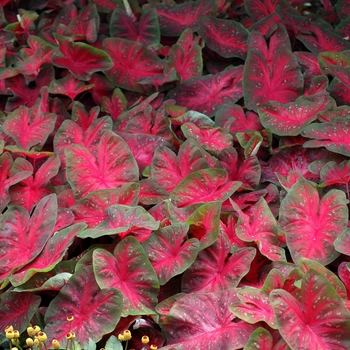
[1,0,350,349]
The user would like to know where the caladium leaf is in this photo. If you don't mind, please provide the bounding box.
[297,22,350,54]
[65,130,139,198]
[52,34,113,80]
[9,223,86,287]
[9,155,60,211]
[166,28,203,82]
[334,228,350,256]
[243,327,273,350]
[302,117,350,157]
[170,168,241,208]
[279,177,348,264]
[151,139,209,193]
[3,105,56,150]
[0,194,57,284]
[143,223,200,285]
[232,198,286,261]
[257,95,332,136]
[145,0,216,37]
[244,0,293,21]
[0,292,41,333]
[338,262,350,299]
[218,147,261,190]
[0,152,32,212]
[243,25,303,112]
[77,204,159,242]
[72,184,140,227]
[198,16,248,59]
[44,266,122,347]
[110,8,160,46]
[186,201,222,250]
[181,122,233,156]
[215,103,263,139]
[166,66,244,117]
[182,231,256,293]
[270,269,350,350]
[103,37,165,93]
[160,289,257,349]
[93,236,159,316]
[319,160,350,189]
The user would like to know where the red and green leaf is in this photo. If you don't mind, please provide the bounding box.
[44,266,122,346]
[279,177,348,264]
[93,236,159,316]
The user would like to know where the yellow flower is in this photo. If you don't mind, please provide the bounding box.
[13,330,20,339]
[67,316,74,322]
[141,335,149,344]
[150,345,158,350]
[32,325,41,335]
[27,326,35,337]
[5,331,14,339]
[5,326,13,333]
[52,339,60,349]
[66,332,74,339]
[117,333,124,341]
[123,330,131,340]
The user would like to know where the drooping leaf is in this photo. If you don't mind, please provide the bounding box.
[143,223,200,285]
[302,117,350,157]
[270,269,350,350]
[110,8,160,46]
[3,105,56,150]
[103,37,165,93]
[77,204,159,242]
[160,289,257,349]
[232,198,286,261]
[319,160,350,189]
[243,25,303,112]
[0,292,41,333]
[198,16,248,59]
[244,0,293,21]
[170,168,241,208]
[166,66,244,117]
[0,194,57,283]
[166,28,203,82]
[52,34,113,80]
[71,184,140,227]
[182,231,256,293]
[257,95,332,136]
[279,177,348,264]
[65,130,139,198]
[93,236,159,316]
[44,266,122,347]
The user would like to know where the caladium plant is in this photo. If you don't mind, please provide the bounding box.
[1,1,350,350]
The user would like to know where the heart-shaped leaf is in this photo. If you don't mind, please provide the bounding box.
[93,236,159,316]
[44,265,122,346]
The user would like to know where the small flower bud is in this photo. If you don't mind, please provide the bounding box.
[5,331,14,339]
[34,338,40,346]
[27,326,35,337]
[52,339,60,349]
[11,348,18,350]
[13,330,20,339]
[5,326,14,333]
[26,338,34,346]
[123,330,131,340]
[37,331,47,342]
[118,333,124,341]
[32,326,41,335]
[11,339,20,345]
[141,335,149,344]
[150,345,158,350]
[67,316,74,322]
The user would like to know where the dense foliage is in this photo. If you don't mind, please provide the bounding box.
[1,0,350,349]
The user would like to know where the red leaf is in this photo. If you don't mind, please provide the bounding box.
[52,34,113,80]
[279,178,348,264]
[167,66,244,117]
[243,25,303,112]
[44,266,122,346]
[182,231,256,292]
[0,194,57,283]
[93,237,159,316]
[198,16,248,59]
[65,130,139,198]
[3,105,56,150]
